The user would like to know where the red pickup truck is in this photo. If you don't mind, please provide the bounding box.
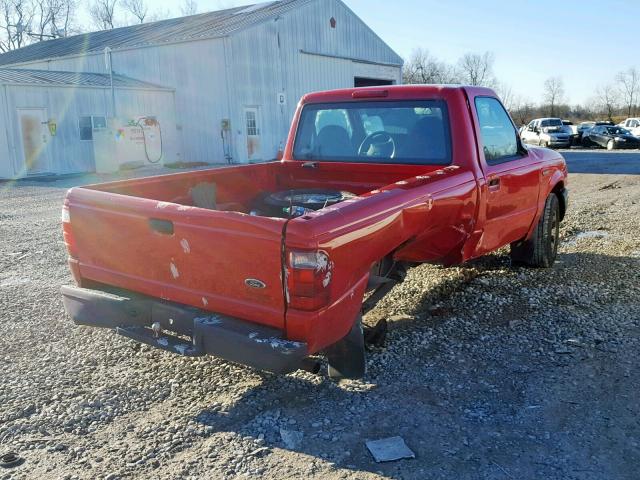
[61,85,568,378]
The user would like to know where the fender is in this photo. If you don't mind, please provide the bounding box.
[524,166,566,240]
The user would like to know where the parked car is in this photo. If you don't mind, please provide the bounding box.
[582,125,640,150]
[562,120,579,145]
[577,121,595,141]
[578,121,616,145]
[61,85,568,379]
[521,118,571,148]
[618,118,640,137]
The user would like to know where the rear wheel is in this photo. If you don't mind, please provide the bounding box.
[607,139,616,151]
[326,315,366,379]
[510,194,560,268]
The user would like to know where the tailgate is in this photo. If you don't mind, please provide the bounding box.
[66,187,287,329]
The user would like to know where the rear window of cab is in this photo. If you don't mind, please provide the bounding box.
[293,100,452,165]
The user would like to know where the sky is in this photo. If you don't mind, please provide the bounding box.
[82,0,640,105]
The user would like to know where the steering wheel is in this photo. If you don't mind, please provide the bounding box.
[358,131,396,159]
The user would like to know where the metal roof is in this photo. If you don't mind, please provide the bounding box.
[0,68,170,89]
[0,0,310,66]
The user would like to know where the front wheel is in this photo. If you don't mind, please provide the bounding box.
[326,315,366,379]
[607,139,616,151]
[510,194,560,268]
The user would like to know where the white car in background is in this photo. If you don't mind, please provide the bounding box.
[562,120,579,145]
[521,118,571,148]
[618,118,640,137]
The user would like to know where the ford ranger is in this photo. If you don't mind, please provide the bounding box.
[61,85,568,379]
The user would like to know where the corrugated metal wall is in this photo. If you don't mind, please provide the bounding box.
[8,0,402,165]
[0,84,177,178]
[0,87,12,178]
[227,0,403,162]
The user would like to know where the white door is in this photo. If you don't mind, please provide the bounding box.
[17,108,50,174]
[244,107,262,162]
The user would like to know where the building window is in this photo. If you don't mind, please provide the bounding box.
[79,115,107,141]
[246,110,259,136]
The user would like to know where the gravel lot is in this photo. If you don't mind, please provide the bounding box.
[1,158,639,480]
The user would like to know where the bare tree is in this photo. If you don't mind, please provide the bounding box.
[49,0,76,37]
[89,0,117,29]
[31,0,76,40]
[510,95,534,126]
[456,51,494,87]
[403,48,458,85]
[595,83,620,121]
[122,0,145,23]
[543,76,564,117]
[616,67,639,118]
[0,0,33,52]
[180,0,197,16]
[495,82,515,111]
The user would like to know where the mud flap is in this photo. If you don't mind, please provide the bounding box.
[326,315,366,379]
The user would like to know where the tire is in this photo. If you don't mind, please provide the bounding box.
[607,139,615,151]
[326,315,366,379]
[510,194,560,268]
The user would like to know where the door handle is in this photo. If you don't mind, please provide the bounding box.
[149,218,174,235]
[488,177,500,191]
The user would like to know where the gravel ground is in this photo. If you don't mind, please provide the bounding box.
[1,165,639,480]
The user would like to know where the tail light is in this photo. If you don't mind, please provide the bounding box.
[286,250,332,311]
[61,204,77,258]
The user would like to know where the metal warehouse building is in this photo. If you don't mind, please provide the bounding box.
[0,0,402,179]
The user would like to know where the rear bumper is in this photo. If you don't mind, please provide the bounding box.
[61,285,307,374]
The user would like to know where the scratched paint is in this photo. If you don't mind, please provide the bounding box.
[322,268,332,287]
[174,344,190,355]
[248,332,303,352]
[170,262,180,279]
[157,201,171,209]
[195,315,222,326]
[315,251,329,272]
[157,337,169,347]
[180,238,191,254]
[201,297,208,306]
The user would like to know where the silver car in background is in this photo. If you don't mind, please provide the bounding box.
[521,118,571,148]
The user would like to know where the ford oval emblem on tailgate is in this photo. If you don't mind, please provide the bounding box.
[245,278,266,289]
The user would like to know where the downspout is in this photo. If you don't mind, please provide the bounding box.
[104,47,116,117]
[222,37,235,163]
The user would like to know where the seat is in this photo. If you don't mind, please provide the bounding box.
[315,125,352,158]
[403,117,446,161]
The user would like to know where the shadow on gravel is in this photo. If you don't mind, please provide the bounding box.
[192,250,640,479]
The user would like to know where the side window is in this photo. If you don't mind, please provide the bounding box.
[79,116,92,141]
[474,97,519,163]
[79,115,106,141]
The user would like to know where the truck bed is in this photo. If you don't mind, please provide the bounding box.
[65,162,439,329]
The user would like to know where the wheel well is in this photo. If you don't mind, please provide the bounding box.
[551,182,566,220]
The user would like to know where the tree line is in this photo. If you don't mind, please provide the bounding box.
[403,48,639,125]
[0,0,198,52]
